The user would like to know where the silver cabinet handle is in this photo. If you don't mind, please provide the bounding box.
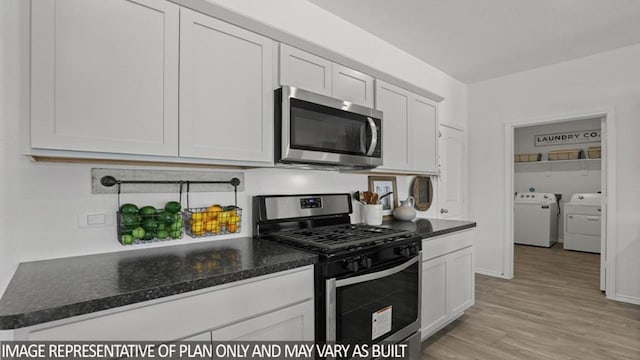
[440,208,445,214]
[598,208,602,212]
[366,117,378,156]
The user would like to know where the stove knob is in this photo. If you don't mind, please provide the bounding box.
[410,244,419,256]
[345,260,359,273]
[399,246,412,258]
[359,257,372,269]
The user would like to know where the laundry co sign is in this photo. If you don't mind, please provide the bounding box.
[534,129,601,147]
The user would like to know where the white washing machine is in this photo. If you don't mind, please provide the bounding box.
[514,192,559,247]
[564,193,602,253]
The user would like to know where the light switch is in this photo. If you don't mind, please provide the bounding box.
[78,211,112,228]
[87,213,106,225]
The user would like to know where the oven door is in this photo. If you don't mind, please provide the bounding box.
[326,254,421,345]
[278,86,382,168]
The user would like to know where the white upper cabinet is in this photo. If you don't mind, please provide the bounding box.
[375,81,412,171]
[331,64,375,107]
[179,8,274,163]
[280,44,374,107]
[280,44,332,96]
[31,0,179,156]
[375,81,439,174]
[411,95,439,173]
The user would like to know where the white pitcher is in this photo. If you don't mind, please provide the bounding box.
[393,196,417,221]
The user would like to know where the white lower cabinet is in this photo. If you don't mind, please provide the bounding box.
[421,255,449,336]
[182,332,213,341]
[210,301,313,341]
[23,266,314,341]
[421,230,475,340]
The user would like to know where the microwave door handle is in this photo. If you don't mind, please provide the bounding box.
[366,117,378,156]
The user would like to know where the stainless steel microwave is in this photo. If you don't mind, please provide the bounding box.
[275,86,383,169]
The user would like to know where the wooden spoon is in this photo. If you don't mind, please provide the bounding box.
[370,192,379,205]
[362,191,372,204]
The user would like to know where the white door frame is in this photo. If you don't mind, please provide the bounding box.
[503,108,616,298]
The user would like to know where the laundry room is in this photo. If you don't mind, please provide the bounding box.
[513,117,603,252]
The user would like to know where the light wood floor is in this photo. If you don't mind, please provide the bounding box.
[422,244,640,359]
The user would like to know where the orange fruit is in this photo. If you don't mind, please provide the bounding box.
[206,205,222,220]
[203,220,219,232]
[227,223,238,233]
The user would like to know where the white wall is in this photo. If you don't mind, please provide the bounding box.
[0,0,455,296]
[469,43,640,302]
[514,119,602,241]
[514,118,601,157]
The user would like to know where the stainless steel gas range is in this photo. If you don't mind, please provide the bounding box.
[253,193,421,359]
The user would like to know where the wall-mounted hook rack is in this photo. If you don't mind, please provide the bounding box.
[100,175,241,207]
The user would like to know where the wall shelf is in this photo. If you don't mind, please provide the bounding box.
[515,158,600,166]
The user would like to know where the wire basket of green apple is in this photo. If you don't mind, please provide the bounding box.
[117,201,184,245]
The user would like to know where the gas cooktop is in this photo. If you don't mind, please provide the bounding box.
[270,223,412,251]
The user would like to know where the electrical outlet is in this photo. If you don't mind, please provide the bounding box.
[78,212,113,228]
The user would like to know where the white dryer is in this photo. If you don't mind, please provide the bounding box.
[564,193,602,253]
[514,193,559,247]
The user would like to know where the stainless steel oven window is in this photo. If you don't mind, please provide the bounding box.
[326,254,422,344]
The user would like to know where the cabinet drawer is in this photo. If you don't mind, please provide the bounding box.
[422,229,473,262]
[28,266,314,341]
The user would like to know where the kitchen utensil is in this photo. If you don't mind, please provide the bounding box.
[378,191,393,203]
[363,204,383,225]
[370,192,379,205]
[362,191,373,204]
[352,191,367,205]
[393,196,417,221]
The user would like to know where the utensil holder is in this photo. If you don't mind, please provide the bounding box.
[362,204,383,225]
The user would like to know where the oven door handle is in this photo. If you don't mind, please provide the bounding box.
[366,117,378,156]
[336,255,419,288]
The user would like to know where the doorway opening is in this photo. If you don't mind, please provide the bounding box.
[504,110,615,296]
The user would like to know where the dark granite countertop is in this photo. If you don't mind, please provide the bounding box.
[381,217,476,238]
[0,237,317,330]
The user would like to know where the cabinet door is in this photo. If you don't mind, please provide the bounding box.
[182,332,212,341]
[179,9,273,163]
[421,256,449,338]
[211,301,314,341]
[439,126,466,218]
[280,44,332,96]
[332,64,374,107]
[31,0,179,156]
[375,81,412,171]
[449,246,474,316]
[411,95,438,173]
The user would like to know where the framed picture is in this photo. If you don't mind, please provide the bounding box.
[368,176,398,219]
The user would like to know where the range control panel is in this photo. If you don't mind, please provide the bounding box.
[300,197,322,209]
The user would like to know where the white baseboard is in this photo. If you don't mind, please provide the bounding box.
[475,268,511,279]
[609,294,640,305]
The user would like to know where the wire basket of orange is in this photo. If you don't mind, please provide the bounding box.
[183,205,242,238]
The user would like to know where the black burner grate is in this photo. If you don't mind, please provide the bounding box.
[271,224,410,251]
